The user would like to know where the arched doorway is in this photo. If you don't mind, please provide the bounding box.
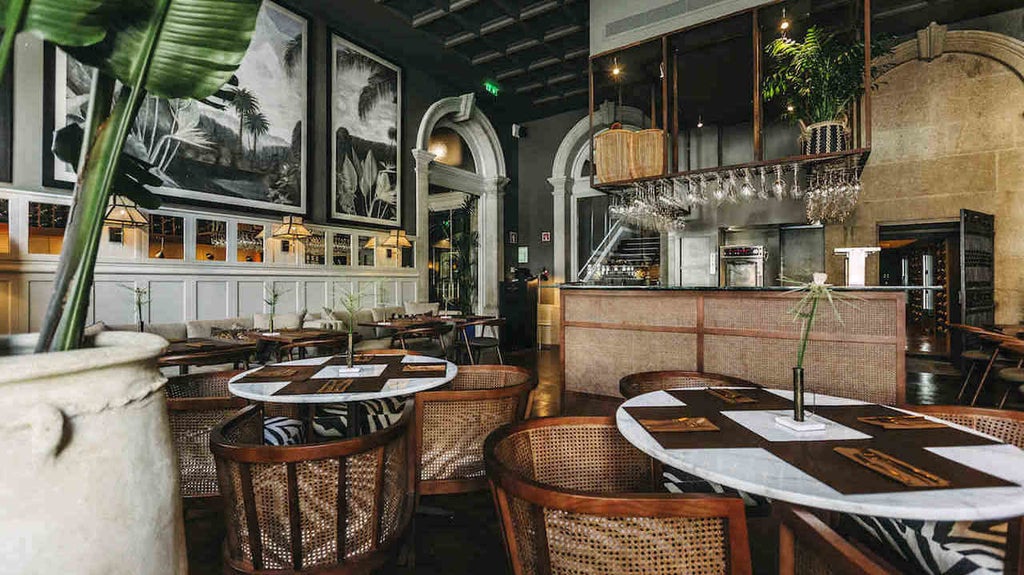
[548,102,645,282]
[413,93,508,315]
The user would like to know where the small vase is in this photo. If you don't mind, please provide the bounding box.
[346,332,354,368]
[793,367,805,422]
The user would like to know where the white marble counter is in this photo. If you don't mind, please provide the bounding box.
[229,354,457,403]
[616,388,1024,521]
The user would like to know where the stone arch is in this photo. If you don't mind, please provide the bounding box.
[412,93,508,314]
[547,103,645,282]
[829,25,1024,323]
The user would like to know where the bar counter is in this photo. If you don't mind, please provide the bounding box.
[559,285,907,405]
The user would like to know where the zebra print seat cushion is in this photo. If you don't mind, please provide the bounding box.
[312,397,409,438]
[263,417,305,446]
[840,513,1008,575]
[662,466,771,509]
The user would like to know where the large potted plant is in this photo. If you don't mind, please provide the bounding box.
[0,1,261,573]
[762,26,887,155]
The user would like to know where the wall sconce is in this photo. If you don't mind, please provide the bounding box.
[611,57,622,78]
[382,230,411,259]
[103,195,149,229]
[271,215,311,242]
[779,7,791,35]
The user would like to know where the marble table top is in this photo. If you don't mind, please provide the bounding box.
[617,388,1024,521]
[229,354,457,404]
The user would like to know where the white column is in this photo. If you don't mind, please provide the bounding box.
[547,176,570,284]
[411,149,435,303]
[477,177,509,316]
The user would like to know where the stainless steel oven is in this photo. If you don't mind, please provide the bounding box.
[721,245,766,287]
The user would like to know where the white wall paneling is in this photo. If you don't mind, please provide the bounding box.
[0,189,420,334]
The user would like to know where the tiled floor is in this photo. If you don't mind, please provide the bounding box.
[185,348,1020,574]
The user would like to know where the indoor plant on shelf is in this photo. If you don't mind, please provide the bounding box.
[762,26,890,155]
[0,1,261,573]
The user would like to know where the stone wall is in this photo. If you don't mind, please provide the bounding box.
[826,36,1024,324]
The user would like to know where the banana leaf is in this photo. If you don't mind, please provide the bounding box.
[337,155,357,214]
[360,149,378,205]
[52,123,162,209]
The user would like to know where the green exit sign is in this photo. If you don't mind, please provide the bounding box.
[484,81,500,96]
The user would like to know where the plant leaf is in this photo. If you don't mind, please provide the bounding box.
[337,155,357,213]
[360,149,378,202]
[65,0,261,101]
[52,123,162,208]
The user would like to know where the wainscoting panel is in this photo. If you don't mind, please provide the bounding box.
[94,280,135,326]
[305,282,326,314]
[149,281,186,324]
[196,281,229,320]
[27,280,54,332]
[272,280,300,313]
[0,280,13,334]
[237,281,265,317]
[400,281,417,305]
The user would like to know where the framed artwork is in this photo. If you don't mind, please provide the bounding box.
[43,1,309,215]
[330,32,401,227]
[0,63,12,183]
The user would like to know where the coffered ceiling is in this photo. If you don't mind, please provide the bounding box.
[374,0,591,116]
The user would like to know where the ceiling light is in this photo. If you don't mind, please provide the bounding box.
[428,142,448,160]
[611,57,622,77]
[787,104,795,113]
[697,115,704,129]
[780,7,791,33]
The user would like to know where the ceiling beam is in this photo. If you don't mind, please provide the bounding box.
[413,0,478,28]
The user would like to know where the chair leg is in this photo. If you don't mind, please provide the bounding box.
[957,361,977,403]
[496,346,504,365]
[464,336,475,365]
[970,349,1001,407]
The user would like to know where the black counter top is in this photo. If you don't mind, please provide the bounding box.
[559,283,940,292]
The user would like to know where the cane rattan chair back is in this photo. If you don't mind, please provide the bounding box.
[909,405,1024,448]
[211,404,414,574]
[778,505,898,575]
[620,370,760,399]
[164,370,247,503]
[485,416,752,575]
[414,365,532,496]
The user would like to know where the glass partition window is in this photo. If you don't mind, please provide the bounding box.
[332,233,351,266]
[305,229,325,265]
[237,223,264,263]
[400,241,414,268]
[196,219,227,261]
[28,202,69,255]
[149,214,184,259]
[672,13,755,171]
[358,235,375,267]
[0,198,10,254]
[590,38,667,184]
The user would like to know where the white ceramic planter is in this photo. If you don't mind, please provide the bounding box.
[0,331,186,575]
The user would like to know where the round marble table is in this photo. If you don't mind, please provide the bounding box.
[230,353,457,436]
[616,388,1024,521]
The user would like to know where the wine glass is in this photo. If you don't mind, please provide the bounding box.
[772,165,786,200]
[739,168,756,200]
[789,163,802,199]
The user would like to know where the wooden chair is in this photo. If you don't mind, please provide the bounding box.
[620,370,760,399]
[413,365,532,497]
[952,324,1020,405]
[484,416,752,575]
[164,370,247,507]
[995,340,1024,408]
[393,325,449,359]
[211,403,414,574]
[777,504,899,575]
[459,318,505,364]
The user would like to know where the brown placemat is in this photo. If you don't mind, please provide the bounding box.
[268,356,450,396]
[857,415,948,430]
[668,388,793,412]
[624,407,764,449]
[234,365,319,383]
[637,416,719,433]
[835,447,950,488]
[812,405,1000,448]
[766,440,1015,495]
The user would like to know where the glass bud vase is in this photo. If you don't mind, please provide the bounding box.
[793,367,805,422]
[347,332,355,368]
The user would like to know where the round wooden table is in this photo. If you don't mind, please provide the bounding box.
[229,353,457,436]
[616,387,1024,521]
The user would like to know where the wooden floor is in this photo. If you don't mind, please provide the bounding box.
[185,348,1017,574]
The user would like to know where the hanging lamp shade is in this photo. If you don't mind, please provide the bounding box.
[363,236,377,249]
[432,238,452,250]
[103,195,149,228]
[382,230,412,249]
[271,215,311,241]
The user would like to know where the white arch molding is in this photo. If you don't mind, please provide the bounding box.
[413,93,508,315]
[548,102,645,282]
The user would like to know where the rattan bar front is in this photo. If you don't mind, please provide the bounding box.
[560,287,906,405]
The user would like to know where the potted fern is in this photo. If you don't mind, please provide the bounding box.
[762,26,888,155]
[0,1,261,573]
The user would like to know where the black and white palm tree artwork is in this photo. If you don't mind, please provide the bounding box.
[331,34,401,226]
[49,1,308,214]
